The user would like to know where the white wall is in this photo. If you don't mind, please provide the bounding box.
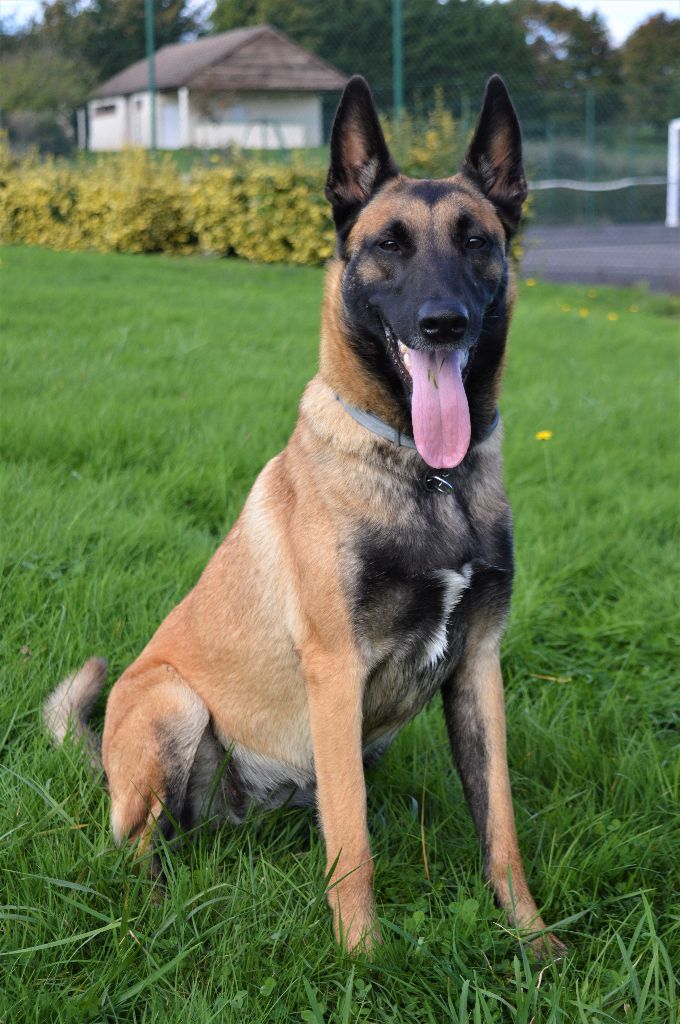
[189,91,322,150]
[88,90,323,151]
[87,97,128,151]
[127,91,182,149]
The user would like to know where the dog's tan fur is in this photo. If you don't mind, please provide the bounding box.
[46,76,565,958]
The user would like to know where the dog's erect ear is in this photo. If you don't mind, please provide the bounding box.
[462,75,527,236]
[326,76,399,234]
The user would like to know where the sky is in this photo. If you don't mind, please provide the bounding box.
[1,0,679,45]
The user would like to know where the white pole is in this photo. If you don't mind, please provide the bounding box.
[666,118,680,228]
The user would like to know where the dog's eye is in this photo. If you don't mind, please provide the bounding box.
[465,236,487,250]
[379,239,401,253]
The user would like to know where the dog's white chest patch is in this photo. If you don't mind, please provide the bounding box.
[421,563,473,668]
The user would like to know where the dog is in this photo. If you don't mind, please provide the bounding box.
[45,75,565,958]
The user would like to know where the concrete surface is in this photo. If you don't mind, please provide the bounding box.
[521,223,680,293]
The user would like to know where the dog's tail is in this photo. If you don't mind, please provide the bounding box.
[43,657,108,771]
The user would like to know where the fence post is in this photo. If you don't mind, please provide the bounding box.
[392,0,404,123]
[666,119,680,227]
[145,0,157,152]
[585,88,595,225]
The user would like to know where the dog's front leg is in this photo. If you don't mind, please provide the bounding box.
[301,644,378,953]
[441,626,566,959]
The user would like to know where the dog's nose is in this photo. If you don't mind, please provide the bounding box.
[418,300,469,344]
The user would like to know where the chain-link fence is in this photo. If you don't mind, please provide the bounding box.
[307,5,673,230]
[3,2,677,287]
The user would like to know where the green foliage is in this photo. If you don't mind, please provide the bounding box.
[210,0,535,112]
[0,45,92,114]
[0,246,678,1021]
[621,14,680,130]
[510,0,620,91]
[40,0,198,84]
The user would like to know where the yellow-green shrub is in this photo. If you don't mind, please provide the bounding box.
[383,89,460,179]
[187,160,333,264]
[0,102,528,266]
[0,143,335,265]
[0,148,193,254]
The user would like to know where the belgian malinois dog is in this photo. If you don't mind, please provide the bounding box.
[45,75,565,957]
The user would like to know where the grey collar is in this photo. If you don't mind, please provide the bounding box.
[335,394,500,454]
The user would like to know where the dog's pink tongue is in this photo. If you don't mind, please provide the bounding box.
[410,347,471,468]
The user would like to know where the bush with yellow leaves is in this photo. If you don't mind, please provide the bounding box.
[383,89,460,179]
[0,100,528,266]
[0,142,334,265]
[187,159,333,264]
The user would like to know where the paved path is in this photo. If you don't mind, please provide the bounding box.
[522,223,680,293]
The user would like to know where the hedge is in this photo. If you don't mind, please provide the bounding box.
[0,99,527,266]
[0,145,335,265]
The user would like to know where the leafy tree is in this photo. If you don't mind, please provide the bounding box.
[0,15,93,153]
[508,0,621,125]
[210,0,535,115]
[620,13,680,131]
[40,0,199,84]
[0,45,92,114]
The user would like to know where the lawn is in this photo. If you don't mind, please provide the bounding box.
[0,246,678,1023]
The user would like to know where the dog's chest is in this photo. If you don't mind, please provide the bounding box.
[362,562,472,739]
[349,519,478,742]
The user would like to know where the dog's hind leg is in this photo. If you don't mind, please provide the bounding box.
[102,666,209,849]
[441,626,567,960]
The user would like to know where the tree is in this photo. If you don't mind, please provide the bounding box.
[620,14,680,131]
[508,0,621,125]
[210,0,535,116]
[0,15,93,153]
[40,0,199,84]
[0,45,92,114]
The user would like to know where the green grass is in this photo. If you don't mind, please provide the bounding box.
[0,246,678,1023]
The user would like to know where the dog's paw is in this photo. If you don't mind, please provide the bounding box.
[336,913,382,956]
[330,890,381,956]
[527,930,568,963]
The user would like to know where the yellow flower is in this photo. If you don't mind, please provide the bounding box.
[535,430,553,441]
[560,304,572,312]
[579,307,589,318]
[587,289,598,298]
[607,311,619,321]
[629,304,639,313]
[525,278,537,287]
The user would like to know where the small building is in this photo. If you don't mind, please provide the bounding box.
[84,25,347,151]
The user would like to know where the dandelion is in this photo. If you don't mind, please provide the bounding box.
[535,430,553,441]
[607,311,619,321]
[525,278,537,287]
[560,304,572,312]
[579,307,589,318]
[629,304,639,313]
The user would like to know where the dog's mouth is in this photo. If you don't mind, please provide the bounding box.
[380,318,472,469]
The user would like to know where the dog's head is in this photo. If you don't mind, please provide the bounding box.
[324,76,526,470]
